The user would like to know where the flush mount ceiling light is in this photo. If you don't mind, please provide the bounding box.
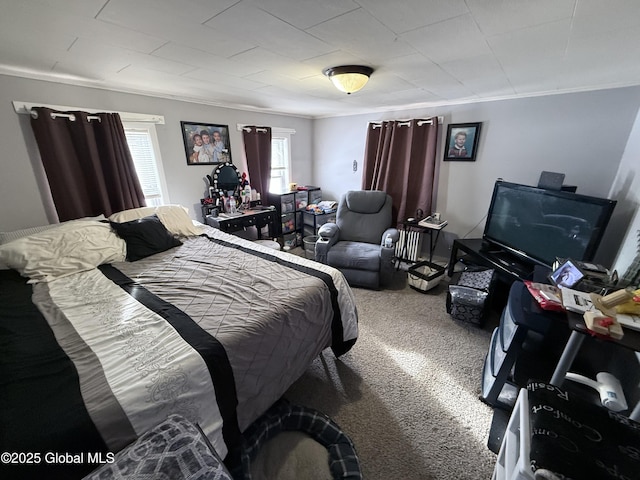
[322,65,374,94]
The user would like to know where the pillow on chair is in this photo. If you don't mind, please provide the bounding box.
[344,190,387,213]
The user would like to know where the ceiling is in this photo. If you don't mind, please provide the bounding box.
[2,0,640,118]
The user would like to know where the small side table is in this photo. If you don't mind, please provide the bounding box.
[396,219,446,268]
[417,220,447,263]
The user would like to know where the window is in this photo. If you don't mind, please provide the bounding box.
[123,122,169,206]
[269,128,295,193]
[270,134,290,193]
[236,124,295,194]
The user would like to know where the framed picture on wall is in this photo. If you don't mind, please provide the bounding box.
[181,121,232,165]
[444,122,482,162]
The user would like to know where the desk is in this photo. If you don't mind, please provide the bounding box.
[205,209,277,240]
[550,311,640,420]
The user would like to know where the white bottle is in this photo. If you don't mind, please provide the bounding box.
[226,191,236,214]
[385,234,393,248]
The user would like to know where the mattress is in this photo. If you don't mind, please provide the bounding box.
[0,225,358,479]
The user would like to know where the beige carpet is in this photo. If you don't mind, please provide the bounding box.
[279,264,499,480]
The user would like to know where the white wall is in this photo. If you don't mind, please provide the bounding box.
[313,87,640,265]
[609,107,640,277]
[0,74,313,231]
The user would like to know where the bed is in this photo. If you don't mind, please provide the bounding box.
[0,206,358,479]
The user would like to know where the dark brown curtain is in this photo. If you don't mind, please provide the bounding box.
[362,118,439,225]
[242,126,272,198]
[30,107,145,221]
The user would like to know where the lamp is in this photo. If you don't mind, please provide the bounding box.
[323,65,374,94]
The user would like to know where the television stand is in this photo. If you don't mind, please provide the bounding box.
[447,238,536,283]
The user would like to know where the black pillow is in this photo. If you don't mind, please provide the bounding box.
[110,214,182,261]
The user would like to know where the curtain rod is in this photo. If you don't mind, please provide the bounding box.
[236,124,296,134]
[29,110,101,122]
[12,101,165,124]
[370,116,444,129]
[242,126,269,133]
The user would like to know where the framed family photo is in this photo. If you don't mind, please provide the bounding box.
[444,122,482,162]
[181,121,232,165]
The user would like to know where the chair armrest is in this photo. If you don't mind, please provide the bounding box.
[315,237,338,264]
[316,223,339,264]
[318,222,339,240]
[381,227,400,246]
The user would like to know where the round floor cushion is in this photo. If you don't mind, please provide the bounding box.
[233,399,362,480]
[250,431,332,480]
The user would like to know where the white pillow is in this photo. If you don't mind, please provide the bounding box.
[0,220,126,283]
[109,205,203,237]
[0,215,107,245]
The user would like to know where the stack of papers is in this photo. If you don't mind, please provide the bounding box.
[418,217,448,229]
[560,288,596,314]
[617,314,640,332]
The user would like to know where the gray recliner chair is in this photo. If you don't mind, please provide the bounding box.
[315,190,399,289]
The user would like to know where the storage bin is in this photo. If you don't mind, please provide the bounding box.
[446,268,496,326]
[295,191,308,210]
[281,196,295,213]
[283,232,298,248]
[281,213,295,233]
[408,261,445,293]
[308,187,322,205]
[303,235,318,259]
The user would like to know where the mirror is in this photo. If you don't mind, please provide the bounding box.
[212,163,241,195]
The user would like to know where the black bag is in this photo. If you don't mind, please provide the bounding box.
[446,268,496,326]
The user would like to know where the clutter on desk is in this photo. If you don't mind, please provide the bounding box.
[615,288,640,314]
[552,257,619,293]
[583,310,624,339]
[524,281,564,311]
[617,313,640,332]
[558,286,640,338]
[559,287,595,314]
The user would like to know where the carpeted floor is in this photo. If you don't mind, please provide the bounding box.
[282,261,499,479]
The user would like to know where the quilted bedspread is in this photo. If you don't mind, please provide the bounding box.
[113,227,359,432]
[0,227,358,480]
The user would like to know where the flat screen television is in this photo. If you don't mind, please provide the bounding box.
[482,181,616,267]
